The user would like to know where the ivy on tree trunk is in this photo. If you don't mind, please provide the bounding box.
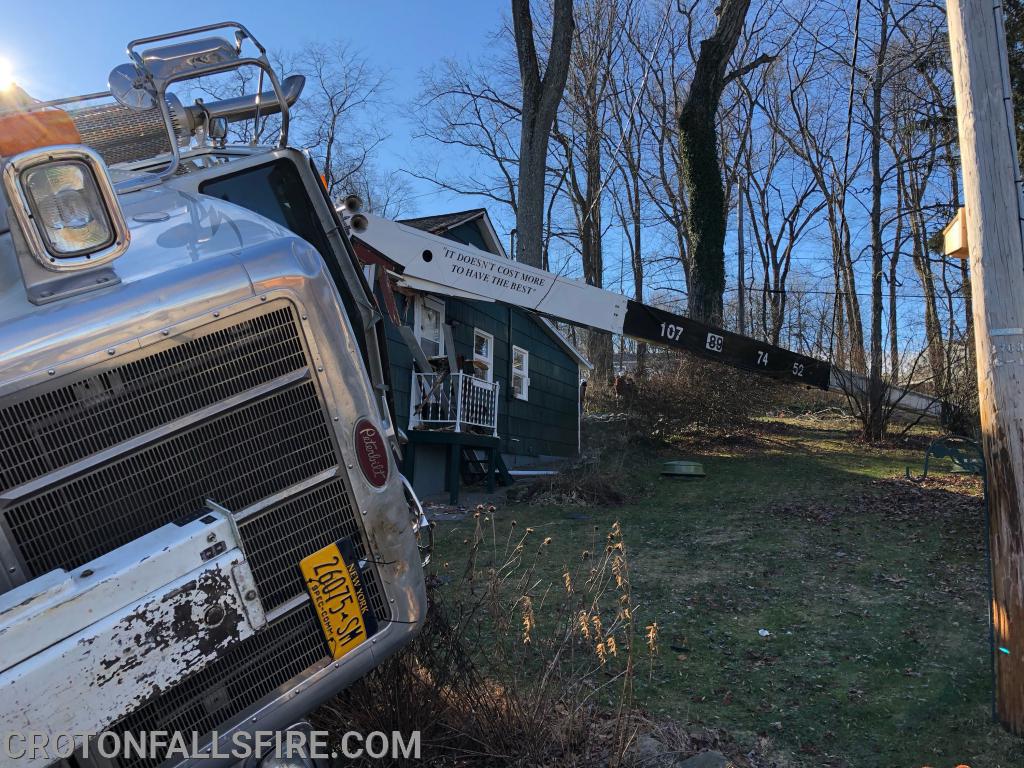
[679,104,728,324]
[677,0,758,324]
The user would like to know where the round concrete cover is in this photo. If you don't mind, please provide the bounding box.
[661,460,705,478]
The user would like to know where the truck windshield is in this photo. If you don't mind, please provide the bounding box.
[199,159,333,259]
[199,158,368,359]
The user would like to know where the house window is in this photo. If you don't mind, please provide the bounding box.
[512,345,530,400]
[416,296,445,358]
[473,329,494,382]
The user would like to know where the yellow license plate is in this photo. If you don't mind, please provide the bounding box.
[300,539,375,659]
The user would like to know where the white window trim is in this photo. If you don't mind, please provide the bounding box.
[414,295,446,358]
[473,328,494,382]
[512,345,530,401]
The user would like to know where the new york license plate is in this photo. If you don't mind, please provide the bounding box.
[300,538,377,659]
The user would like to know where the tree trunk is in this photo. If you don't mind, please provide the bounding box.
[587,330,614,387]
[737,173,746,335]
[512,0,575,267]
[864,0,890,441]
[889,169,905,378]
[582,106,612,384]
[909,184,947,406]
[631,172,647,376]
[888,252,900,378]
[677,0,753,324]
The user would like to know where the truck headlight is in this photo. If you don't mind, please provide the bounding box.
[2,145,129,270]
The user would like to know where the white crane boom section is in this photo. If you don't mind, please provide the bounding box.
[354,214,630,334]
[352,212,940,417]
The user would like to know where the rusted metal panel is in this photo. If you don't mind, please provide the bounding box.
[0,512,243,672]
[0,512,266,767]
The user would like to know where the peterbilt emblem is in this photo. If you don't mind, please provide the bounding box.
[354,419,388,487]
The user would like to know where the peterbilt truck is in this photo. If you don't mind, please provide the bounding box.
[0,23,427,768]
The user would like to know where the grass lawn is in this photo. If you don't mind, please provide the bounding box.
[429,415,1023,768]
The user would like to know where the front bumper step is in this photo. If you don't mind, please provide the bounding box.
[0,505,267,766]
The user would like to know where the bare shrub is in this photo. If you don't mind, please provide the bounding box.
[509,464,632,506]
[314,515,659,766]
[941,354,980,437]
[587,355,785,440]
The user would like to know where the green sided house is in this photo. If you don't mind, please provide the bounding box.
[352,208,591,501]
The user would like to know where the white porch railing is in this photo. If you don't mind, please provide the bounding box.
[409,372,499,435]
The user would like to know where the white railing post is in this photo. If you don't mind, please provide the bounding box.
[454,372,463,432]
[409,372,420,430]
[492,381,500,436]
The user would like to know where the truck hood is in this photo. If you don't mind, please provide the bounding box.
[0,186,308,386]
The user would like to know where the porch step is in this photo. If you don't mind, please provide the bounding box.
[494,453,514,487]
[461,448,515,487]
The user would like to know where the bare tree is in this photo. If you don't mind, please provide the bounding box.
[192,42,398,211]
[737,69,824,345]
[412,53,522,214]
[639,7,693,293]
[608,3,655,374]
[349,166,416,219]
[292,41,389,200]
[777,17,868,374]
[512,0,575,267]
[550,0,624,383]
[677,0,771,323]
[888,47,946,398]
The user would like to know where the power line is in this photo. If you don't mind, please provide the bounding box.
[750,287,968,301]
[649,284,968,301]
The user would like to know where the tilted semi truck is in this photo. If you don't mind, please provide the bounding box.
[0,23,428,768]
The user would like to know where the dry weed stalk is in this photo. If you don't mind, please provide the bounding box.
[315,514,659,766]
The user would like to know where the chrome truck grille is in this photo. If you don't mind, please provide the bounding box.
[0,303,389,767]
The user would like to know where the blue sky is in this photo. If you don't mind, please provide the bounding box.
[0,2,634,285]
[0,1,951,348]
[0,1,507,214]
[0,1,669,296]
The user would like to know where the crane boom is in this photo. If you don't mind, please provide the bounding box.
[352,213,831,389]
[351,213,940,417]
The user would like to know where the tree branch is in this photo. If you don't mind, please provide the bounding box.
[723,52,777,86]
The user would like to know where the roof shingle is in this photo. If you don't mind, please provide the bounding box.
[398,208,487,234]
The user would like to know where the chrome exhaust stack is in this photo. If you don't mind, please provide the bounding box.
[106,22,301,187]
[186,73,305,128]
[70,74,305,167]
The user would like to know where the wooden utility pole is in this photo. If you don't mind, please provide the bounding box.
[947,0,1024,734]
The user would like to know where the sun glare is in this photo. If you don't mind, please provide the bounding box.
[0,57,16,91]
